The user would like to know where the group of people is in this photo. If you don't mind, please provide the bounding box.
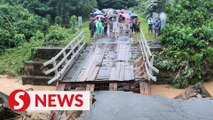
[89,10,141,39]
[147,16,162,36]
[89,17,113,39]
[129,18,140,34]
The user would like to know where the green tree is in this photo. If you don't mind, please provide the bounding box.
[0,3,49,51]
[97,0,137,9]
[136,0,167,17]
[70,15,78,33]
[157,0,213,88]
[49,0,97,26]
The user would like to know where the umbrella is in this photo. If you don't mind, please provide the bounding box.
[115,10,120,13]
[94,11,103,14]
[95,15,105,18]
[122,13,130,19]
[118,13,123,15]
[107,14,117,18]
[125,10,132,15]
[90,11,104,17]
[130,13,138,18]
[120,9,125,13]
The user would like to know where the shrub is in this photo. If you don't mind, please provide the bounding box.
[158,0,213,88]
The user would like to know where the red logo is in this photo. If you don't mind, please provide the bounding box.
[8,89,30,112]
[8,90,90,112]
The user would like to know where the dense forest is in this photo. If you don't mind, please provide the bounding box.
[0,0,212,88]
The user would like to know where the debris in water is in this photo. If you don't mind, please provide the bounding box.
[174,83,212,100]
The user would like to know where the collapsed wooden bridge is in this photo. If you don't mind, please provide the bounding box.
[20,29,160,120]
[40,30,159,95]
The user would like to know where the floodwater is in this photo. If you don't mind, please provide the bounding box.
[203,80,213,96]
[151,80,213,98]
[0,75,55,95]
[151,84,185,98]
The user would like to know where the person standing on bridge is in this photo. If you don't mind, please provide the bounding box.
[108,18,114,38]
[125,18,130,33]
[89,18,96,39]
[96,18,103,38]
[112,18,119,38]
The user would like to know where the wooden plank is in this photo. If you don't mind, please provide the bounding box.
[139,81,145,95]
[129,65,135,80]
[77,44,106,81]
[116,44,126,81]
[109,83,117,91]
[96,67,111,80]
[123,44,129,81]
[119,62,125,81]
[118,43,135,81]
[87,67,100,81]
[65,46,96,82]
[124,64,134,81]
[114,44,121,81]
[115,62,121,80]
[76,49,98,81]
[87,44,107,81]
[86,84,95,106]
[139,81,151,95]
[144,82,151,95]
[109,67,116,81]
[86,84,95,92]
[96,43,116,81]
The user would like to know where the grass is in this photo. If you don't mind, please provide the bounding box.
[139,17,161,41]
[0,20,91,77]
[132,11,161,42]
[0,40,44,76]
[82,20,92,44]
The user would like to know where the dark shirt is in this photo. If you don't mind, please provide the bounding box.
[154,20,160,28]
[89,21,96,31]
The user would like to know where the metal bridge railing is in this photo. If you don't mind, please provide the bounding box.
[43,30,86,84]
[139,31,159,81]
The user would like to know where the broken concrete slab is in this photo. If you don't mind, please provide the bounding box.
[0,92,20,119]
[79,91,213,120]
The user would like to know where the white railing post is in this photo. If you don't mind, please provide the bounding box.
[139,30,159,82]
[53,61,59,75]
[43,30,86,84]
[63,51,68,64]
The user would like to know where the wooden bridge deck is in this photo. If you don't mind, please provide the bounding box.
[62,35,139,83]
